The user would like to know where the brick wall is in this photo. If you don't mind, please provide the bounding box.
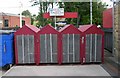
[114,2,120,64]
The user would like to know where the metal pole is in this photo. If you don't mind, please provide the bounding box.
[67,34,70,62]
[22,35,24,63]
[94,34,97,62]
[90,34,92,62]
[45,34,47,63]
[55,16,57,29]
[19,2,22,28]
[50,34,53,62]
[73,34,75,62]
[27,35,30,63]
[90,0,93,25]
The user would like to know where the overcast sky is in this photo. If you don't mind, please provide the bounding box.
[0,0,113,15]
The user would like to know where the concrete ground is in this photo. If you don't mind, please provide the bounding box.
[3,65,110,76]
[1,50,119,77]
[101,50,119,77]
[0,69,7,78]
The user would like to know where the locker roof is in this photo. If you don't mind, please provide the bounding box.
[14,24,40,35]
[78,25,93,32]
[38,24,59,34]
[59,24,81,34]
[78,24,104,34]
[25,24,40,33]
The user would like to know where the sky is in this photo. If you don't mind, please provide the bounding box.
[0,0,113,15]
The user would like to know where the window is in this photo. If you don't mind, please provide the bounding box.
[4,19,9,27]
[22,20,25,26]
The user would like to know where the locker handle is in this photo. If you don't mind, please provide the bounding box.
[4,41,6,53]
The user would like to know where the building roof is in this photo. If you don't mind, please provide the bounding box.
[25,24,40,33]
[0,12,25,17]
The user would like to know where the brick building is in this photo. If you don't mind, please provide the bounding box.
[0,12,31,28]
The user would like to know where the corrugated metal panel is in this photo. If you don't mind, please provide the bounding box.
[85,34,102,63]
[74,34,80,62]
[17,35,35,64]
[28,36,34,63]
[62,34,80,63]
[102,28,113,52]
[104,32,113,52]
[17,36,23,63]
[40,34,46,63]
[40,34,58,63]
[96,35,102,62]
[85,34,91,62]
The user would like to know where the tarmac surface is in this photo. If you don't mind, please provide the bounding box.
[3,65,110,76]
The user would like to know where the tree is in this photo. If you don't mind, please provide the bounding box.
[22,10,31,17]
[31,14,37,25]
[30,0,52,27]
[22,10,37,25]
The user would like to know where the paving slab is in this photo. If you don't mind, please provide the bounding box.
[3,65,111,76]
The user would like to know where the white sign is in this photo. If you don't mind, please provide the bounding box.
[49,8,64,16]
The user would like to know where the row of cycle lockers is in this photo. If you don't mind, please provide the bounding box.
[14,24,104,65]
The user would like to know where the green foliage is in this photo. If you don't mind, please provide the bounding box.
[30,0,107,27]
[64,1,107,27]
[63,1,107,27]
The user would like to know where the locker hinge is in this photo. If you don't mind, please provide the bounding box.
[82,37,84,44]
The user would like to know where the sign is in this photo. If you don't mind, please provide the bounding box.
[43,12,78,18]
[49,8,64,16]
